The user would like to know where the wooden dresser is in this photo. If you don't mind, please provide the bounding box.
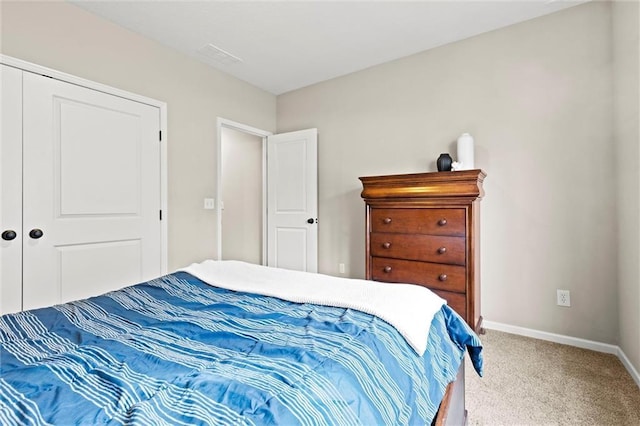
[359,170,486,333]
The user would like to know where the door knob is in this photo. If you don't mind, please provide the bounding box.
[1,230,17,241]
[29,229,44,239]
[307,218,315,224]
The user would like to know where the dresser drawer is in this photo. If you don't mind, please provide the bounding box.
[371,208,465,236]
[370,233,466,265]
[431,289,467,320]
[371,257,466,293]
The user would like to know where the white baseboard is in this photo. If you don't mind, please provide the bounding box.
[617,346,640,389]
[483,320,640,389]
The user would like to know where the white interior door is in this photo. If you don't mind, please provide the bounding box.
[267,128,318,272]
[22,72,162,310]
[0,64,23,314]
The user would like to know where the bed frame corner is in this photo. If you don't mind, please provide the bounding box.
[432,363,466,426]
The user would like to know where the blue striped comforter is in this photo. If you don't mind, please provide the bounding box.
[0,271,483,425]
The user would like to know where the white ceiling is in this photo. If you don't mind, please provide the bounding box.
[70,0,588,95]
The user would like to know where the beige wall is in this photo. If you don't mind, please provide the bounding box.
[278,2,620,345]
[613,1,640,376]
[0,1,277,271]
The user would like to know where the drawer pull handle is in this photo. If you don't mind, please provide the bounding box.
[438,274,448,282]
[383,266,392,273]
[438,218,447,226]
[437,246,447,254]
[383,217,392,224]
[382,242,391,249]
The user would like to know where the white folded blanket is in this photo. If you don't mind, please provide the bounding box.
[180,260,445,356]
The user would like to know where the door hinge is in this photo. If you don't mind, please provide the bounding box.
[159,210,162,221]
[159,130,162,141]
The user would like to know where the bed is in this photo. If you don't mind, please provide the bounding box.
[0,260,483,425]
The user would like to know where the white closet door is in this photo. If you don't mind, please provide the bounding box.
[0,65,23,314]
[22,72,162,310]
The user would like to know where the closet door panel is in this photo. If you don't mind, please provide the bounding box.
[22,72,162,310]
[0,65,23,314]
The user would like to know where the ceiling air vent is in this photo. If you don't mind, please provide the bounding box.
[197,43,243,65]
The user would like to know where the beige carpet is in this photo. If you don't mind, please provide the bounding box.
[465,330,640,425]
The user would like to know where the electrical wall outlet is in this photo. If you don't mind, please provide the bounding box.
[557,289,571,307]
[339,263,345,274]
[204,198,215,210]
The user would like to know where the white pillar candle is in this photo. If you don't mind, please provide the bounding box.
[456,133,475,170]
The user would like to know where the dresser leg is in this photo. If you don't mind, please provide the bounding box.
[476,316,485,335]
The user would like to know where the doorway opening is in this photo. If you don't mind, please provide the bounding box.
[216,118,272,265]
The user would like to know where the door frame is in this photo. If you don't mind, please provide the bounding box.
[216,117,272,264]
[0,54,169,275]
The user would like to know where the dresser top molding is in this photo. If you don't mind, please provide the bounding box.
[359,169,486,200]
